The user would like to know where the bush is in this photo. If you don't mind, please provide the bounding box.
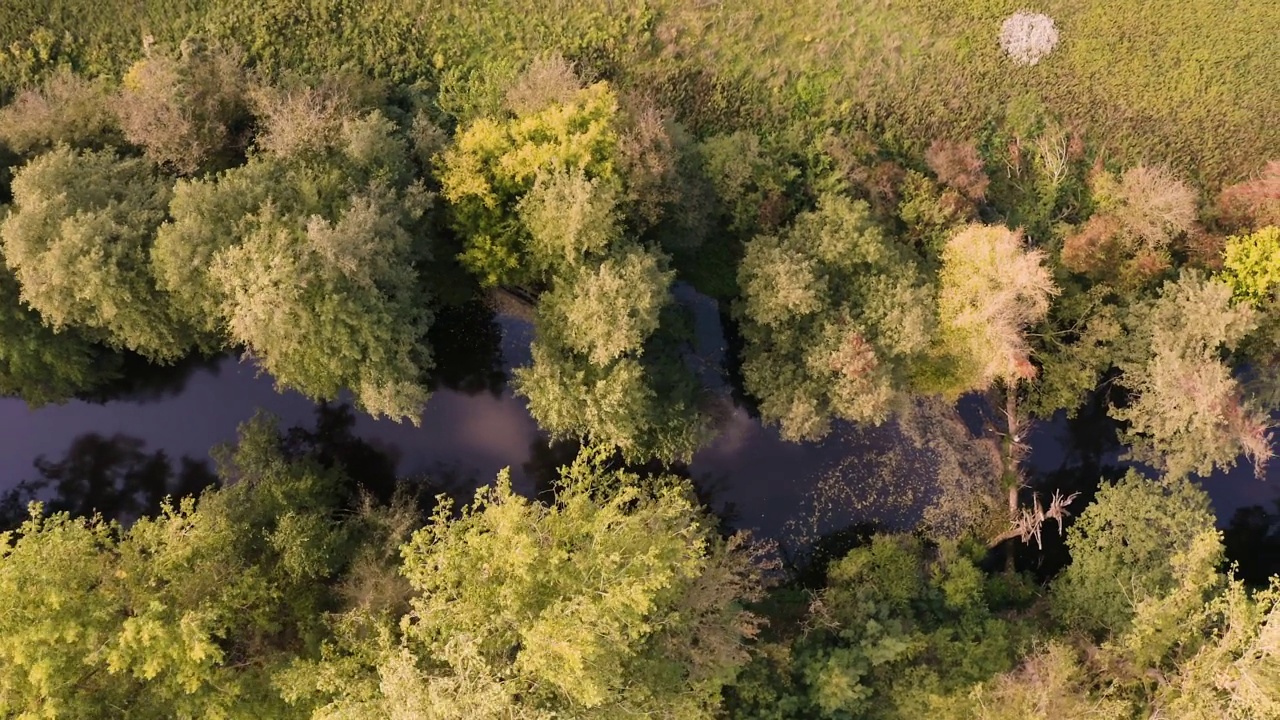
[115,39,249,174]
[503,53,582,116]
[0,70,120,153]
[999,12,1060,66]
[1217,160,1280,230]
[925,139,989,201]
[248,72,384,159]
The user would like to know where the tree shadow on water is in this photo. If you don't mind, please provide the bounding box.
[76,350,227,405]
[1222,490,1280,588]
[520,435,741,535]
[425,299,507,397]
[0,433,219,529]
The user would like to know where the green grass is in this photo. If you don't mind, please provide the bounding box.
[1,0,1275,185]
[0,0,210,89]
[656,0,1280,186]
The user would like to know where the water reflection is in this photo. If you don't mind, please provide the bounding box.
[0,433,217,528]
[77,350,226,405]
[284,402,403,501]
[425,299,507,396]
[1223,489,1280,587]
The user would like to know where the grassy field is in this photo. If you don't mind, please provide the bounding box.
[1,0,1276,185]
[657,0,1280,186]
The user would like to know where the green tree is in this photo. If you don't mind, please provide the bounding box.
[1222,226,1280,304]
[736,194,935,441]
[156,108,436,423]
[538,244,673,366]
[516,166,621,275]
[1113,271,1271,477]
[953,532,1277,719]
[1,145,193,361]
[439,81,620,286]
[0,414,358,719]
[1051,470,1219,635]
[284,447,767,719]
[954,641,1132,720]
[152,155,285,344]
[514,300,709,463]
[727,536,1021,720]
[1153,576,1280,719]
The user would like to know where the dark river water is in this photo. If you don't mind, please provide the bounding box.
[1,290,1276,549]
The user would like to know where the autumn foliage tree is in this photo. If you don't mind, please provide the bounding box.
[932,223,1057,395]
[1061,164,1198,283]
[1218,161,1280,230]
[0,69,121,154]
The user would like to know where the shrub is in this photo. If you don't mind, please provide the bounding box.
[0,70,120,153]
[1061,213,1124,274]
[925,139,989,201]
[616,93,681,233]
[248,73,384,159]
[115,39,249,174]
[999,12,1060,66]
[1218,161,1280,230]
[503,52,582,116]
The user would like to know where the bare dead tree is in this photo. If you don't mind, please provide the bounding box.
[988,488,1081,550]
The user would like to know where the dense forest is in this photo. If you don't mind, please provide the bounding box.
[0,0,1279,717]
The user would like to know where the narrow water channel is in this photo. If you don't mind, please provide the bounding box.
[1,293,1275,549]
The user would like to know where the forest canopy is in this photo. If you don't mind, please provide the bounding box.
[0,1,1279,717]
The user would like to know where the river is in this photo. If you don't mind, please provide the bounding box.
[1,292,1275,551]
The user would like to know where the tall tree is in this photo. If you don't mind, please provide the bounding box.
[736,193,934,441]
[1,145,193,361]
[439,80,620,287]
[1051,470,1219,634]
[1113,271,1271,477]
[0,414,361,718]
[155,107,436,423]
[933,223,1058,396]
[281,446,767,719]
